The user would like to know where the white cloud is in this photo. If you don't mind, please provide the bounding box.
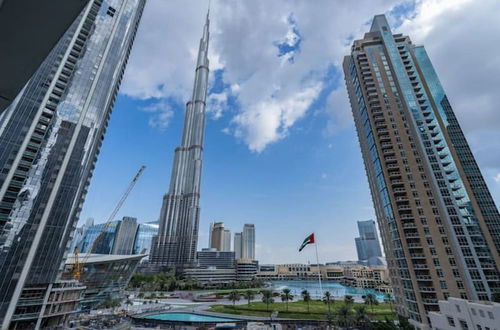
[122,0,400,151]
[494,173,500,183]
[122,0,500,180]
[232,83,322,152]
[140,101,174,130]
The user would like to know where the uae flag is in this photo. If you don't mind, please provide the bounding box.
[299,233,315,252]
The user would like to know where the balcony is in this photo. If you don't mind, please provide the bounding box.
[389,172,402,178]
[383,149,395,156]
[377,129,389,135]
[416,275,432,281]
[391,180,404,186]
[380,135,391,142]
[385,156,397,163]
[413,264,429,270]
[410,253,426,259]
[397,205,411,211]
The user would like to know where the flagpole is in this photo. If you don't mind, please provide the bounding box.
[314,241,323,298]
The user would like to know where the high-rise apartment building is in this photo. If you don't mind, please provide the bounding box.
[223,229,231,252]
[208,222,231,251]
[344,15,500,328]
[209,222,225,251]
[234,232,242,259]
[150,11,210,272]
[0,0,145,328]
[355,220,383,261]
[242,224,256,260]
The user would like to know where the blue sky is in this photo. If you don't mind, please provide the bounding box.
[80,0,500,263]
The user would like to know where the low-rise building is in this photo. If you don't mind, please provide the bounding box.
[257,263,390,293]
[236,259,258,281]
[196,248,235,269]
[62,254,145,310]
[183,267,236,285]
[429,298,500,330]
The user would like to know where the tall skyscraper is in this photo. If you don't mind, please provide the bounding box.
[223,229,231,252]
[0,0,145,327]
[355,220,383,261]
[112,216,139,255]
[242,224,256,260]
[344,14,500,328]
[150,11,210,272]
[209,222,226,251]
[234,232,242,259]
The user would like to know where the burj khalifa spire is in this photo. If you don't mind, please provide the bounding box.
[150,11,210,271]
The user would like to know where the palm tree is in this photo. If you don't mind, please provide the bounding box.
[323,291,334,313]
[336,305,353,327]
[344,295,354,305]
[261,290,274,312]
[364,293,379,313]
[228,290,240,309]
[281,289,293,312]
[301,289,311,313]
[244,290,255,306]
[354,305,371,327]
[384,293,395,314]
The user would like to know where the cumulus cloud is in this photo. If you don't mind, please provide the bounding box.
[122,0,500,166]
[233,83,323,152]
[122,0,399,151]
[495,173,500,183]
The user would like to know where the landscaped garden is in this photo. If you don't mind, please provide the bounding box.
[207,289,414,328]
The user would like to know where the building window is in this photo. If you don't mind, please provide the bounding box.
[459,320,468,330]
[487,311,494,319]
[447,316,456,327]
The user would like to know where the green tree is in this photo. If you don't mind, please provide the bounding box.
[323,291,334,313]
[354,305,371,327]
[261,290,274,312]
[281,288,293,312]
[344,295,354,305]
[492,291,500,303]
[364,292,379,313]
[336,305,353,327]
[301,289,311,313]
[228,290,240,308]
[244,290,255,306]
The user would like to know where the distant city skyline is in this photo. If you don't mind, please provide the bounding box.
[79,0,500,266]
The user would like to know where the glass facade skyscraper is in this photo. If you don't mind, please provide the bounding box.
[0,0,145,327]
[133,222,159,255]
[344,15,500,329]
[355,220,383,261]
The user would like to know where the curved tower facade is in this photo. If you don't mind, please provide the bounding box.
[150,12,210,271]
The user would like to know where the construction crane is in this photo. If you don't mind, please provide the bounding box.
[73,165,146,280]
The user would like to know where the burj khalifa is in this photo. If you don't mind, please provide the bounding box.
[149,11,210,272]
